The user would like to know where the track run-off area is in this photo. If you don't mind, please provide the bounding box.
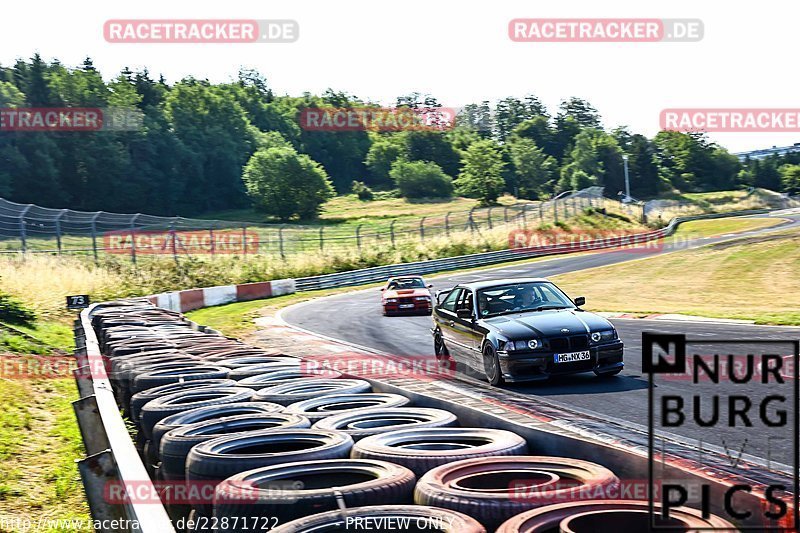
[281,211,800,465]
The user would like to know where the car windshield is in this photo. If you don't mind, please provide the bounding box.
[476,282,575,317]
[387,277,425,290]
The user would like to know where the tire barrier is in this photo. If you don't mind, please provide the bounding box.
[285,393,412,422]
[129,379,238,423]
[227,361,303,381]
[150,402,287,474]
[252,379,372,406]
[352,428,528,477]
[199,354,297,368]
[237,368,343,390]
[313,407,459,440]
[139,387,256,440]
[414,456,620,530]
[160,413,312,480]
[186,429,353,516]
[131,364,232,395]
[213,459,416,530]
[78,299,750,532]
[495,500,738,532]
[269,505,486,533]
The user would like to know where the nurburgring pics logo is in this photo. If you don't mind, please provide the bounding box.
[661,109,800,132]
[509,18,703,42]
[298,107,457,132]
[104,19,299,43]
[644,333,799,530]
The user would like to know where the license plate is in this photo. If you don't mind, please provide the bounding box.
[399,304,415,309]
[554,351,591,363]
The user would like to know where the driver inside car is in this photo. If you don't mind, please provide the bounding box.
[512,288,541,311]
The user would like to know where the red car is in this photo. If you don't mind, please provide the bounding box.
[380,276,433,316]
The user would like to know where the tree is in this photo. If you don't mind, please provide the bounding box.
[365,134,404,187]
[508,137,557,199]
[403,130,461,177]
[494,95,547,141]
[779,164,800,195]
[242,147,334,220]
[390,160,453,199]
[455,140,506,205]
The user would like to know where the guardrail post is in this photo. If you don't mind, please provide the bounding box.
[520,204,527,227]
[278,225,285,258]
[18,204,33,254]
[169,220,178,263]
[468,207,476,233]
[444,212,450,236]
[553,200,559,224]
[419,217,426,242]
[356,224,363,253]
[129,214,140,264]
[90,212,102,264]
[55,209,67,255]
[77,451,131,531]
[539,203,544,225]
[503,206,509,223]
[209,224,215,256]
[487,207,493,229]
[319,226,324,252]
[389,220,396,247]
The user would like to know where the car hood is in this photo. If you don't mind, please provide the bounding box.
[482,309,614,338]
[383,288,430,298]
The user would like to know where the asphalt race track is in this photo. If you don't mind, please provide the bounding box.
[282,212,800,464]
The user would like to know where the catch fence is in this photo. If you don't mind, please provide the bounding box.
[0,188,607,262]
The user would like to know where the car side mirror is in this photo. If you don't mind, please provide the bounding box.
[456,308,473,319]
[427,284,433,288]
[380,288,385,291]
[574,296,586,307]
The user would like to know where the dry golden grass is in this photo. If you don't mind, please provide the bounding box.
[0,256,127,320]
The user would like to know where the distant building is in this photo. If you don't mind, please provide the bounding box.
[734,143,800,161]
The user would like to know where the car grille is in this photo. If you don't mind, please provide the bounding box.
[398,297,415,304]
[548,335,589,352]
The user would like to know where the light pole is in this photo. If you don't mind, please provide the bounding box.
[622,154,631,201]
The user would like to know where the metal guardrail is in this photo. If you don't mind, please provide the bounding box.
[294,209,772,291]
[73,304,176,533]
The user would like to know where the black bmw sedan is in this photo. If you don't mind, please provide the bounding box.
[431,278,624,385]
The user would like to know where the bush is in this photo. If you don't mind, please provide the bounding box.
[243,147,335,221]
[351,181,374,201]
[0,291,36,325]
[390,160,453,199]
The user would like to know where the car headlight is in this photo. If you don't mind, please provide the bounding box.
[502,339,540,351]
[385,298,397,303]
[414,296,430,301]
[591,330,617,343]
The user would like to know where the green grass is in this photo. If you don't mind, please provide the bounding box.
[672,217,784,239]
[552,228,800,325]
[2,322,74,353]
[202,194,526,226]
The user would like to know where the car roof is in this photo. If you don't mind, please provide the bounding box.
[388,275,424,280]
[454,278,551,290]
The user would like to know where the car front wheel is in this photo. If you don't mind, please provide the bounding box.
[483,344,504,387]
